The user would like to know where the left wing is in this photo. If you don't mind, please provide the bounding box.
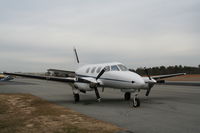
[3,72,75,83]
[151,73,186,80]
[47,69,75,77]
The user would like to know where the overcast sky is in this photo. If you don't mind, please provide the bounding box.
[0,0,199,72]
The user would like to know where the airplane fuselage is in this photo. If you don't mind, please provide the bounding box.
[75,62,150,92]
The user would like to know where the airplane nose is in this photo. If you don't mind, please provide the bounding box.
[133,77,145,88]
[127,71,146,88]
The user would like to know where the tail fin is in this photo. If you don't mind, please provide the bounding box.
[73,47,80,64]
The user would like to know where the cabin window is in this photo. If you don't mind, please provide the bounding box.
[96,67,102,73]
[91,67,96,73]
[105,66,110,71]
[86,67,90,73]
[118,64,128,71]
[111,65,120,71]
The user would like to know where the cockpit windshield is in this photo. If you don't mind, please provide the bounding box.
[118,64,128,71]
[111,65,120,71]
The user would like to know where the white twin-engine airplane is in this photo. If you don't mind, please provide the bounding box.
[4,48,185,107]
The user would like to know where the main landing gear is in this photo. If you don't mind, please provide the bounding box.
[124,91,140,107]
[73,87,101,103]
[73,93,80,103]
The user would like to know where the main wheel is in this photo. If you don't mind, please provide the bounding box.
[132,98,140,107]
[124,92,131,101]
[74,94,80,103]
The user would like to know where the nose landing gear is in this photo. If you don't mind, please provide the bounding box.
[132,97,140,107]
[130,91,140,107]
[123,89,141,107]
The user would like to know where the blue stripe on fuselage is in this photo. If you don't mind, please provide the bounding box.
[77,74,132,83]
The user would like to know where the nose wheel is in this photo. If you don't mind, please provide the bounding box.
[130,91,140,107]
[131,97,140,107]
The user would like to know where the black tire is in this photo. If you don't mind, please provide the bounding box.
[74,94,80,103]
[124,92,131,101]
[132,98,140,107]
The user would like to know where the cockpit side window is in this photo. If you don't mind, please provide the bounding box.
[118,64,128,71]
[86,67,90,73]
[104,66,110,72]
[91,67,96,73]
[111,65,120,71]
[96,67,102,73]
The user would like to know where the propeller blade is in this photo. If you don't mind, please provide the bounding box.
[73,47,79,64]
[96,67,106,80]
[94,67,107,101]
[94,87,101,101]
[145,83,154,96]
[145,87,152,96]
[144,67,151,80]
[102,87,104,92]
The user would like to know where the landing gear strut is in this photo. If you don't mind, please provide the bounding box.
[73,93,80,103]
[132,97,140,107]
[130,91,140,107]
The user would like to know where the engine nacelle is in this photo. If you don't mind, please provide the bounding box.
[74,82,93,91]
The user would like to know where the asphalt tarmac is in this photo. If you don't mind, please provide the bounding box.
[0,77,200,133]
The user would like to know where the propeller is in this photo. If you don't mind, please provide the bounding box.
[144,67,153,96]
[90,67,107,88]
[144,67,151,80]
[94,67,107,102]
[94,87,101,102]
[102,87,104,92]
[96,67,107,80]
[73,47,79,64]
[145,84,153,96]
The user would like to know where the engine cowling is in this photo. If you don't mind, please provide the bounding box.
[74,82,93,91]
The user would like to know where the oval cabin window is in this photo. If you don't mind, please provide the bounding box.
[91,67,96,73]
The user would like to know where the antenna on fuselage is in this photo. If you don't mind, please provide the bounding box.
[73,47,80,64]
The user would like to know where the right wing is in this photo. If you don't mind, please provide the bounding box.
[3,72,75,83]
[151,73,186,80]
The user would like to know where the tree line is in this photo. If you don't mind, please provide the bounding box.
[130,65,200,76]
